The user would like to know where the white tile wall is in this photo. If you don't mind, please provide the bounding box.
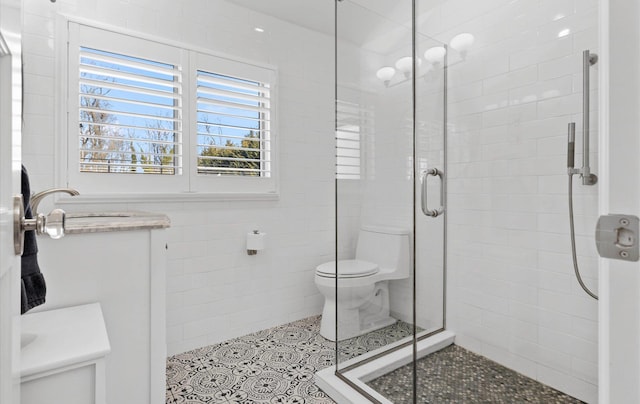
[20,0,338,355]
[422,0,599,401]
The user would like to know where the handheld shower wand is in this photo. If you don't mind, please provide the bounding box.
[567,122,598,300]
[567,122,575,170]
[566,49,599,301]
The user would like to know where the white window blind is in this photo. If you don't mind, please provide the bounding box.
[336,100,365,180]
[196,70,271,177]
[78,47,182,175]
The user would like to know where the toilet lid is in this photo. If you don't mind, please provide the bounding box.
[316,260,379,278]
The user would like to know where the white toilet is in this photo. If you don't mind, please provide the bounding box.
[315,226,411,341]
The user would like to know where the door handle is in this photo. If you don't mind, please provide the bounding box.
[13,195,67,255]
[421,168,444,218]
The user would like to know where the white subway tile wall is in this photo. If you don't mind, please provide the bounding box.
[20,0,337,355]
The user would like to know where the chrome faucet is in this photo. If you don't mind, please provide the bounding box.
[30,188,80,214]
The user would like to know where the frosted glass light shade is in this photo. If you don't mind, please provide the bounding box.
[395,56,414,74]
[450,33,475,53]
[376,66,396,82]
[424,46,447,64]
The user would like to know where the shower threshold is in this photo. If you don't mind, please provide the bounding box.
[315,330,455,404]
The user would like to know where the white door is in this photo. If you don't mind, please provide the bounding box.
[0,1,23,402]
[599,0,640,402]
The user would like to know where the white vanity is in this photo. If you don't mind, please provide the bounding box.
[23,212,169,404]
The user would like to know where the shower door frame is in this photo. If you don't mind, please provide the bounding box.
[0,6,23,403]
[598,0,640,402]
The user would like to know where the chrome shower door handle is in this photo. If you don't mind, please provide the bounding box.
[421,168,444,218]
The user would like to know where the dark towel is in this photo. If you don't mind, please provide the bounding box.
[21,165,46,314]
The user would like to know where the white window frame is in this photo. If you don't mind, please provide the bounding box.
[61,20,278,199]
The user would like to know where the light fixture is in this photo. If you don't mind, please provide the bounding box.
[376,66,396,86]
[394,57,422,78]
[450,33,475,58]
[254,27,265,33]
[557,28,570,38]
[424,46,447,65]
[395,56,414,78]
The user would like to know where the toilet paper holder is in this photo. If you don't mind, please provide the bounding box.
[247,229,265,255]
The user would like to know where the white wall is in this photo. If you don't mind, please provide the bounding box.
[20,0,336,355]
[418,0,600,402]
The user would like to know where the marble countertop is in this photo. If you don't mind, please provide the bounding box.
[65,211,170,234]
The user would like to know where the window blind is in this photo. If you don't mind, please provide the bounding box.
[195,70,271,177]
[336,100,367,180]
[78,47,182,175]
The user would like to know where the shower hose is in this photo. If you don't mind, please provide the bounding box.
[568,174,598,300]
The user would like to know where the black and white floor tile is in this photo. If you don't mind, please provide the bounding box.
[166,316,413,403]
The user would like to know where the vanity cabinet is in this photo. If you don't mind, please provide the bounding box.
[30,212,169,404]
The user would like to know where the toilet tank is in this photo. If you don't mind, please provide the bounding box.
[355,226,411,278]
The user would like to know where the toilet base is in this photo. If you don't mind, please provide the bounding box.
[319,306,397,341]
[360,316,397,336]
[319,281,396,341]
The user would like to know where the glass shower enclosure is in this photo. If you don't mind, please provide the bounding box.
[318,0,600,403]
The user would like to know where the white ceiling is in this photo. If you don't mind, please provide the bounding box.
[225,0,415,54]
[226,0,335,36]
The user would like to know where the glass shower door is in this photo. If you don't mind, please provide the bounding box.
[332,0,447,402]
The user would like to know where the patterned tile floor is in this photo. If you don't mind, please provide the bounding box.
[367,344,584,403]
[166,316,413,403]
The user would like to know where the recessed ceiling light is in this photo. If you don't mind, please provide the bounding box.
[254,27,265,33]
[558,28,571,38]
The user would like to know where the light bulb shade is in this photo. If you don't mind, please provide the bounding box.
[376,66,396,81]
[395,56,414,73]
[450,33,475,53]
[424,46,447,64]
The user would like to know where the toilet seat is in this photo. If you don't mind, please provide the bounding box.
[315,260,379,279]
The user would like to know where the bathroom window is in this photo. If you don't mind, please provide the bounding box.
[77,47,182,176]
[195,72,270,177]
[65,22,277,196]
[190,51,276,194]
